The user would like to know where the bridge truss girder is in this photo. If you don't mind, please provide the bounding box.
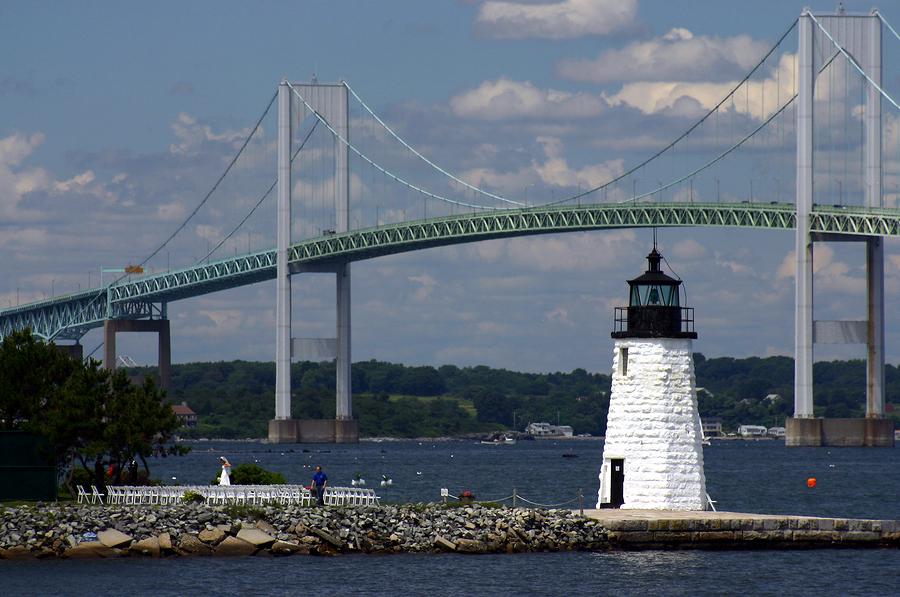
[2,201,899,345]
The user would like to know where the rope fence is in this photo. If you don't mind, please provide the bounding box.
[441,487,586,515]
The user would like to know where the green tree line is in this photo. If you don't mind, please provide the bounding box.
[130,354,900,440]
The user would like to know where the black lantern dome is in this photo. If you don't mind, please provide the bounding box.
[612,247,697,339]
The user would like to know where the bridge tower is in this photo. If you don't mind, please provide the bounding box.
[598,246,706,510]
[269,78,358,444]
[789,8,893,446]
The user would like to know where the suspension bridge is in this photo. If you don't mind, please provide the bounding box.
[2,8,899,445]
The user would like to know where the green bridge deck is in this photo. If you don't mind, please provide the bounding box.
[4,201,900,342]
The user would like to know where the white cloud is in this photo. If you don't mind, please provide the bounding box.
[715,259,755,276]
[449,78,608,119]
[169,113,250,155]
[505,229,638,272]
[0,131,45,166]
[449,48,795,124]
[54,170,96,192]
[532,136,624,188]
[671,238,707,260]
[0,227,51,252]
[409,273,438,301]
[188,310,246,335]
[558,28,770,83]
[475,0,638,39]
[157,202,187,221]
[0,132,50,215]
[459,135,624,195]
[195,224,223,243]
[544,306,571,324]
[0,132,115,217]
[601,51,797,118]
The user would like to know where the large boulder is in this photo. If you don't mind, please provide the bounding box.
[215,536,257,557]
[236,528,276,549]
[98,529,133,549]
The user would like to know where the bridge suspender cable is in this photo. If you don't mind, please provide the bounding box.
[540,20,801,207]
[287,82,521,211]
[136,91,279,272]
[200,121,321,263]
[809,12,900,112]
[47,93,279,340]
[343,82,524,208]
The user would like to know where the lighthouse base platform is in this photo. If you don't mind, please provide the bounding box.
[581,509,900,549]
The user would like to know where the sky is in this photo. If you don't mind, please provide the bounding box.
[4,0,900,378]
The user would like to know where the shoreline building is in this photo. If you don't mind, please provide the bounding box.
[597,246,707,510]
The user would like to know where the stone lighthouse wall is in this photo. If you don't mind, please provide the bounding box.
[598,337,707,510]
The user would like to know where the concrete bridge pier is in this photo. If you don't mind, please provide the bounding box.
[102,318,171,393]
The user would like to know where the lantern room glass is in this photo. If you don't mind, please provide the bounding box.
[630,283,679,307]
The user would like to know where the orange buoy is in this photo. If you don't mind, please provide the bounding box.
[807,478,817,488]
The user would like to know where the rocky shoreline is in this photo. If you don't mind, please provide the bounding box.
[0,502,610,560]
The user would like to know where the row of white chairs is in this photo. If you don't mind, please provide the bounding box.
[323,487,381,506]
[200,485,315,506]
[76,485,104,504]
[84,484,379,507]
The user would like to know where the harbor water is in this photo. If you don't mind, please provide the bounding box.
[5,438,900,596]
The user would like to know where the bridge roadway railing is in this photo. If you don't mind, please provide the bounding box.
[4,202,900,341]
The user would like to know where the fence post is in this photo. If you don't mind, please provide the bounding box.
[513,487,517,508]
[579,488,583,516]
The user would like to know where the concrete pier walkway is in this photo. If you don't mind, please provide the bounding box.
[582,509,900,549]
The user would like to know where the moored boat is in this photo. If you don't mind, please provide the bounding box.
[481,435,517,445]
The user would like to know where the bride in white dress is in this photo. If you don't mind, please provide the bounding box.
[219,456,232,486]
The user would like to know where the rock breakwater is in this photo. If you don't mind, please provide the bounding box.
[0,502,610,560]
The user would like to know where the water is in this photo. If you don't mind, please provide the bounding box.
[6,551,900,596]
[5,439,900,595]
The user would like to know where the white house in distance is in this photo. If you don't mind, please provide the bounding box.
[738,425,768,438]
[597,245,707,511]
[525,422,574,437]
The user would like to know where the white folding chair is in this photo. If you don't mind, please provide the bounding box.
[91,486,104,504]
[77,485,89,503]
[107,486,122,504]
[300,487,312,506]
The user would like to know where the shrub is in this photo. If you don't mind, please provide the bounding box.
[231,463,287,485]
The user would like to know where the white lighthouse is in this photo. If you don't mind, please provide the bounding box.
[597,245,707,510]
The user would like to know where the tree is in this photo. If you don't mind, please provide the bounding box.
[95,372,185,487]
[0,329,76,431]
[42,358,108,495]
[397,366,446,396]
[0,329,188,495]
[466,386,523,425]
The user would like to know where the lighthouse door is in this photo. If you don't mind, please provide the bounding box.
[610,459,625,507]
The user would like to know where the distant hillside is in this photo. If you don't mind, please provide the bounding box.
[127,355,900,439]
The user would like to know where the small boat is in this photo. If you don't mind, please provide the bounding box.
[481,435,517,445]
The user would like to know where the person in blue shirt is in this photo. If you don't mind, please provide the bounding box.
[312,466,328,506]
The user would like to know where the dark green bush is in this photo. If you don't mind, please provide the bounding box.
[231,463,287,485]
